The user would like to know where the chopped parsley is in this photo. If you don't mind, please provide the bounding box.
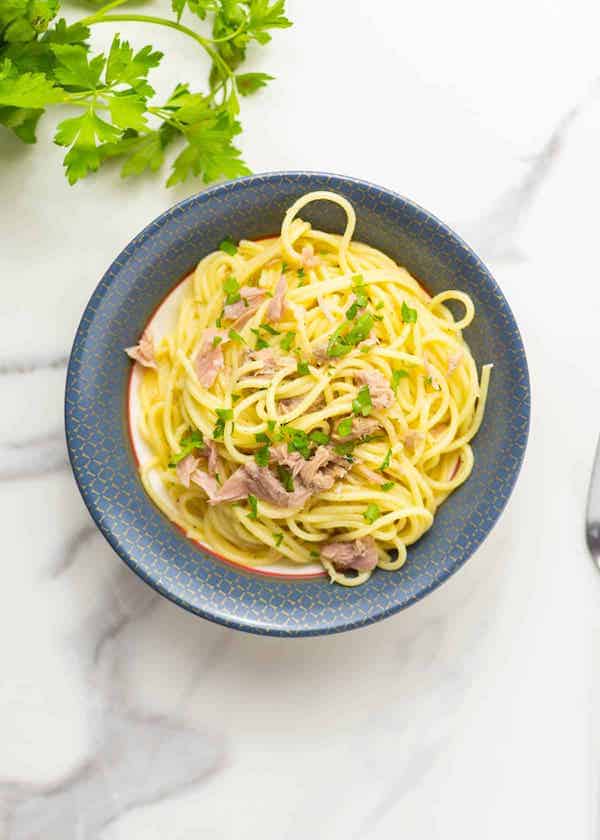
[346,286,369,320]
[391,369,409,394]
[277,464,294,492]
[168,429,204,467]
[310,549,320,559]
[254,445,270,467]
[353,274,365,285]
[327,313,374,358]
[219,237,237,256]
[247,494,258,520]
[255,432,270,443]
[255,336,270,351]
[228,328,246,345]
[375,301,385,310]
[352,385,373,417]
[260,323,280,336]
[336,417,353,437]
[333,440,357,459]
[213,408,233,439]
[280,331,296,351]
[231,393,241,403]
[309,429,330,446]
[273,532,284,547]
[281,262,288,273]
[283,426,311,459]
[363,503,381,524]
[223,275,241,306]
[379,448,392,471]
[297,359,310,376]
[297,268,305,279]
[267,420,276,432]
[401,301,418,324]
[381,482,395,491]
[212,335,223,348]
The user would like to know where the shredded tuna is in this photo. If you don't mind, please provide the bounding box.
[301,244,321,269]
[223,286,266,321]
[447,351,463,374]
[333,416,381,442]
[357,464,388,485]
[194,328,228,388]
[247,348,295,375]
[191,469,219,500]
[321,537,378,572]
[296,445,349,492]
[204,439,219,475]
[176,454,199,488]
[312,343,329,364]
[267,275,287,321]
[355,370,394,409]
[210,461,311,508]
[269,444,305,477]
[125,328,156,368]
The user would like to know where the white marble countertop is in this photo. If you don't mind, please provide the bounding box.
[1,0,599,837]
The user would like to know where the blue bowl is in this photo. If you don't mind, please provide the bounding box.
[65,172,530,636]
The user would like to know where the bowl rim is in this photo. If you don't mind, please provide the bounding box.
[65,170,531,636]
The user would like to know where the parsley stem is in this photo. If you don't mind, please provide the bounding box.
[79,13,234,82]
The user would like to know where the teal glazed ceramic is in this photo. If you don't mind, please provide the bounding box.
[65,172,530,636]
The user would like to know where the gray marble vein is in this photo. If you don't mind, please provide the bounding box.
[1,707,225,840]
[0,432,68,481]
[0,353,68,376]
[465,77,600,262]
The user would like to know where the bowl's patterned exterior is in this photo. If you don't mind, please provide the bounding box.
[65,172,530,636]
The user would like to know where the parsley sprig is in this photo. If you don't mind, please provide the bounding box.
[0,0,292,187]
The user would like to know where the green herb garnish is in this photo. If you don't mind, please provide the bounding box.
[381,482,395,491]
[255,336,269,351]
[255,432,269,443]
[223,275,240,306]
[401,301,418,324]
[379,448,392,471]
[260,323,280,336]
[212,335,223,348]
[310,549,320,559]
[273,532,284,547]
[280,331,295,351]
[276,464,294,492]
[363,503,380,524]
[254,445,270,467]
[327,313,374,358]
[213,407,233,439]
[228,328,246,344]
[336,417,353,437]
[168,429,204,467]
[297,268,305,279]
[309,430,329,446]
[297,359,309,376]
[352,385,372,417]
[267,420,276,432]
[247,494,258,520]
[283,426,311,459]
[391,369,409,394]
[219,237,237,256]
[375,301,385,310]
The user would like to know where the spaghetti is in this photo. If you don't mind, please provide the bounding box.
[128,191,491,586]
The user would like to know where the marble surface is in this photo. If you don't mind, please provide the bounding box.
[1,0,599,836]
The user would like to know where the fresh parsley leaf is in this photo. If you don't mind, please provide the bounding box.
[336,417,353,437]
[327,313,374,358]
[309,429,329,445]
[105,36,162,94]
[0,58,65,108]
[391,369,408,394]
[379,448,391,471]
[280,331,295,351]
[216,408,233,421]
[352,385,372,417]
[169,429,204,466]
[236,71,274,95]
[254,444,270,466]
[260,322,280,335]
[228,327,246,344]
[213,407,233,439]
[223,274,240,305]
[247,493,258,519]
[255,336,269,350]
[276,464,294,492]
[401,300,418,324]
[363,503,380,524]
[283,426,311,459]
[55,108,120,184]
[219,236,237,255]
[267,419,276,432]
[297,359,309,376]
[381,481,395,491]
[255,432,269,443]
